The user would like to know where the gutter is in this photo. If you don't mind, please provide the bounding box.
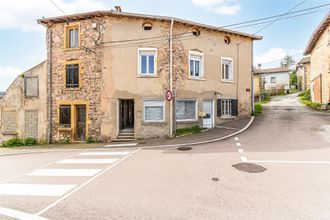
[251,41,255,113]
[47,27,53,144]
[169,18,174,138]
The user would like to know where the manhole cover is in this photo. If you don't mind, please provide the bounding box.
[232,163,267,173]
[177,146,192,151]
[212,177,219,182]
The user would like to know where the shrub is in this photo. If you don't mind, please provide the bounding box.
[86,137,98,144]
[176,125,202,136]
[252,103,263,116]
[23,137,37,146]
[260,91,270,103]
[2,137,24,147]
[300,89,311,101]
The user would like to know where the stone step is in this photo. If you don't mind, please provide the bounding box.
[117,135,135,139]
[112,138,138,142]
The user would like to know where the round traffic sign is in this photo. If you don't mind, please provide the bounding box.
[165,90,173,101]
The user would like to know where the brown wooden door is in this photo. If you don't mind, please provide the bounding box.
[76,105,86,141]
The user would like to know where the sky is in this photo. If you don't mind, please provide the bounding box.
[0,0,329,91]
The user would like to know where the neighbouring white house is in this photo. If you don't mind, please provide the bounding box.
[254,66,291,95]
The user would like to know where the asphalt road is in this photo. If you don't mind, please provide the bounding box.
[0,94,329,219]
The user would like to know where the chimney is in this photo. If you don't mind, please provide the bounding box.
[115,6,122,12]
[258,64,262,70]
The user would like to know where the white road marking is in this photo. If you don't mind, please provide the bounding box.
[248,159,330,165]
[238,149,244,153]
[104,143,137,148]
[28,169,102,177]
[79,152,130,156]
[240,156,248,162]
[36,148,141,216]
[234,137,239,141]
[57,159,118,164]
[0,184,76,196]
[0,207,48,220]
[236,142,241,147]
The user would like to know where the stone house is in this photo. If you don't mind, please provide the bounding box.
[296,56,311,91]
[38,8,262,142]
[304,12,330,106]
[0,61,48,144]
[254,66,291,96]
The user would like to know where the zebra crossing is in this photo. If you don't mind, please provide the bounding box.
[0,149,133,217]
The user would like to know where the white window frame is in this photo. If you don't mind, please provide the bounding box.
[175,99,198,122]
[221,57,234,82]
[221,99,232,117]
[270,76,276,84]
[189,51,204,79]
[138,48,157,76]
[143,99,165,122]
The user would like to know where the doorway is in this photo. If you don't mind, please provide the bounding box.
[203,100,214,129]
[119,100,134,131]
[76,105,86,141]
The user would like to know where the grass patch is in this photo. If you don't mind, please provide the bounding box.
[298,89,323,111]
[252,103,263,116]
[176,125,204,137]
[2,137,38,147]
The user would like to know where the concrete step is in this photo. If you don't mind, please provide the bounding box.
[117,135,135,139]
[112,138,138,142]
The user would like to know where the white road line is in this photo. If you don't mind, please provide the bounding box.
[0,207,48,220]
[248,160,330,165]
[240,156,248,162]
[79,152,130,156]
[236,143,241,147]
[57,159,118,164]
[238,149,244,153]
[36,148,141,216]
[234,137,239,141]
[104,143,137,148]
[0,184,76,197]
[28,169,102,177]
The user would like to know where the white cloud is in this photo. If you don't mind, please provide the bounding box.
[254,48,304,68]
[0,0,109,31]
[192,0,241,15]
[0,66,23,91]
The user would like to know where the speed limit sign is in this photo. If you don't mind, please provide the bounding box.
[165,90,173,101]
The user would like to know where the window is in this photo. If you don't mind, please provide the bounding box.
[221,58,233,81]
[224,36,231,44]
[221,100,232,116]
[138,48,157,76]
[65,63,79,88]
[59,105,71,128]
[189,51,203,79]
[176,100,197,121]
[24,76,39,97]
[142,22,153,31]
[144,100,164,122]
[217,99,238,117]
[2,111,17,134]
[65,24,79,49]
[271,77,276,84]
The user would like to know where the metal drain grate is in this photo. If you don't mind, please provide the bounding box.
[177,147,192,151]
[232,163,267,173]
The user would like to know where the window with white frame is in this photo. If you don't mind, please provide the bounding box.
[176,100,197,121]
[221,100,232,116]
[221,58,233,81]
[138,48,157,76]
[144,100,164,122]
[271,76,276,84]
[189,51,203,79]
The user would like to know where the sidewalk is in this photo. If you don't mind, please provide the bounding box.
[0,117,253,155]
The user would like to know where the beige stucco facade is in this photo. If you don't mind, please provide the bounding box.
[304,13,330,105]
[40,11,260,142]
[296,58,311,91]
[0,61,48,144]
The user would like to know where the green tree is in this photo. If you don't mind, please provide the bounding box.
[290,70,298,89]
[281,55,295,68]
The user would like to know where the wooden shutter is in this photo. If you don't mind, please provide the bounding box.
[231,99,238,116]
[217,99,222,116]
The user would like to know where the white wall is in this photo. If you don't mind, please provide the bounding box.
[261,72,290,91]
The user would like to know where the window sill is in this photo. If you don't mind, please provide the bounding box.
[221,80,234,83]
[220,116,236,119]
[137,75,158,78]
[63,48,81,52]
[188,77,205,81]
[64,88,81,91]
[1,132,18,135]
[58,127,72,132]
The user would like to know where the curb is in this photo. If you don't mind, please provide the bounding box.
[0,117,255,156]
[140,116,255,149]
